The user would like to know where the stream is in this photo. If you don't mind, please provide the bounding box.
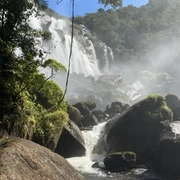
[66,122,165,180]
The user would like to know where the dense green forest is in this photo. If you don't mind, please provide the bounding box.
[75,0,180,75]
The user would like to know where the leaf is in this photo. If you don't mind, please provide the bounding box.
[42,58,67,72]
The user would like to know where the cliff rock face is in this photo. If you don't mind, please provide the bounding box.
[0,138,84,180]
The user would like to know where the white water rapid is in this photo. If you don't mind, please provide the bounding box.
[66,122,107,174]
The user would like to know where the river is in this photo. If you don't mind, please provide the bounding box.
[66,122,165,180]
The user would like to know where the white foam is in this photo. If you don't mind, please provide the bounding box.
[170,122,180,135]
[28,11,101,77]
[67,122,107,174]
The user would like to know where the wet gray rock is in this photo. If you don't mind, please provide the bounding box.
[68,103,81,125]
[73,102,91,116]
[80,113,99,127]
[104,152,136,172]
[55,120,86,158]
[92,162,106,170]
[165,94,180,121]
[156,121,180,178]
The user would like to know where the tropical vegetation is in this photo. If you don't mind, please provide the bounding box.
[0,0,68,147]
[75,0,180,77]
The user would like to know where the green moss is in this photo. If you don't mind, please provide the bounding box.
[36,80,67,111]
[143,94,173,122]
[5,91,38,139]
[112,152,136,162]
[83,101,96,111]
[34,110,69,147]
[145,94,165,105]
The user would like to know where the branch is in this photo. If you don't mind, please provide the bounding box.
[47,0,75,112]
[56,0,63,4]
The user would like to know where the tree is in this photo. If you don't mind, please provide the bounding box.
[98,0,122,8]
[55,0,122,8]
[0,0,67,136]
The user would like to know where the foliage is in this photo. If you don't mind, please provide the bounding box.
[42,58,67,74]
[75,0,180,67]
[35,80,67,111]
[1,91,38,138]
[98,0,122,8]
[33,110,68,147]
[41,31,52,40]
[0,0,68,146]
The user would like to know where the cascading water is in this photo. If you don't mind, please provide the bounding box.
[66,122,107,175]
[29,12,100,76]
[66,119,160,180]
[28,11,115,77]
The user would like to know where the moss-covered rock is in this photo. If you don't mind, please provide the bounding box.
[83,101,96,111]
[104,152,136,172]
[67,103,81,125]
[102,94,173,164]
[33,110,68,151]
[73,102,91,116]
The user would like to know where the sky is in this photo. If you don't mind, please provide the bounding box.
[49,0,149,17]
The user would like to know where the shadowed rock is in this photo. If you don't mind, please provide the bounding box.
[80,113,99,127]
[104,152,136,172]
[165,94,180,121]
[55,120,86,158]
[156,121,180,178]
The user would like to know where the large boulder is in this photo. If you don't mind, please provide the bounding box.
[80,113,99,127]
[82,101,96,111]
[105,101,123,117]
[67,103,81,125]
[102,94,173,164]
[92,109,106,122]
[156,121,180,178]
[55,120,86,158]
[104,152,136,172]
[0,138,84,180]
[165,94,180,120]
[73,102,91,116]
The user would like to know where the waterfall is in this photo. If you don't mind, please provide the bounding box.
[66,122,107,174]
[28,11,101,77]
[107,47,114,65]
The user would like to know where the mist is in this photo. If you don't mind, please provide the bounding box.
[31,0,180,111]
